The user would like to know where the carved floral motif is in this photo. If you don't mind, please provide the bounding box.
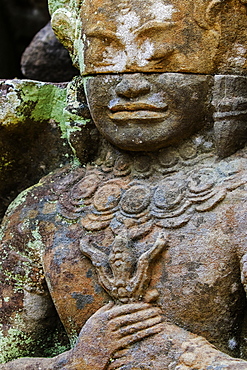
[80,232,168,303]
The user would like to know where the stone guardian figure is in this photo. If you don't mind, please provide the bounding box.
[1,0,247,369]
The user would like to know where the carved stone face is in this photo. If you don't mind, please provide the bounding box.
[86,73,213,151]
[81,0,220,74]
[49,0,247,74]
[48,0,247,151]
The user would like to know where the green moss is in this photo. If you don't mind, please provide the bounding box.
[0,326,35,363]
[3,183,40,217]
[0,324,71,364]
[48,0,68,15]
[0,78,95,178]
[1,80,68,128]
[2,80,93,164]
[16,81,67,124]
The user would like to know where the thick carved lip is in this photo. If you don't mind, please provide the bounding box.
[108,102,168,122]
[109,102,168,112]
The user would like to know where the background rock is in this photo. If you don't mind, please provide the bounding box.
[0,78,98,222]
[21,22,78,82]
[0,0,49,78]
[0,80,73,221]
[0,0,78,81]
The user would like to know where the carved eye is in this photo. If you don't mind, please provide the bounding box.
[86,31,124,67]
[148,44,175,62]
[134,21,177,62]
[86,28,123,48]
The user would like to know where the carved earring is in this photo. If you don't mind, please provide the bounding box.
[213,75,247,157]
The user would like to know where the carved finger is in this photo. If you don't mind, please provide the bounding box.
[118,315,162,337]
[112,348,129,358]
[94,301,115,314]
[80,302,114,331]
[107,302,152,320]
[118,322,164,348]
[107,356,132,370]
[109,307,162,330]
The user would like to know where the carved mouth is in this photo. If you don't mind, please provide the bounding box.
[108,102,168,122]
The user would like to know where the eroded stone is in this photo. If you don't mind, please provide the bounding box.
[1,0,247,369]
[49,0,247,75]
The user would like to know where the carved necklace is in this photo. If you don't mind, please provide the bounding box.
[58,135,246,237]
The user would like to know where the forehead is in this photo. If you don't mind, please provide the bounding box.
[79,0,247,75]
[81,0,196,74]
[81,0,183,26]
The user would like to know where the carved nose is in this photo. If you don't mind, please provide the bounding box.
[115,74,151,98]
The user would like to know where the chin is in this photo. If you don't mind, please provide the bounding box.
[104,135,181,152]
[100,125,198,152]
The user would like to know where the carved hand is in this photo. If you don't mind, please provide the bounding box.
[67,301,163,370]
[107,321,247,370]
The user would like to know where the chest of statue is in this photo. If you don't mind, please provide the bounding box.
[42,202,245,352]
[38,150,247,350]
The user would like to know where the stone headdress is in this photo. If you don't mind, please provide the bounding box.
[48,0,247,75]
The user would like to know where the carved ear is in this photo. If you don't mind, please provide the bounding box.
[213,75,247,158]
[51,8,75,54]
[50,7,82,70]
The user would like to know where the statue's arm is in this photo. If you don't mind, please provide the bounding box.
[108,322,247,370]
[174,332,247,369]
[174,208,247,369]
[2,322,247,370]
[0,187,66,365]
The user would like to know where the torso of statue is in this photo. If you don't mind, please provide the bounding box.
[8,137,246,366]
[1,0,247,367]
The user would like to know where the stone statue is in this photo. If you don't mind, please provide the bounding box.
[1,0,247,369]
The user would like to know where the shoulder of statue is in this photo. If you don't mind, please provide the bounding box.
[0,164,89,294]
[212,149,247,229]
[1,164,82,221]
[221,148,247,194]
[0,164,86,251]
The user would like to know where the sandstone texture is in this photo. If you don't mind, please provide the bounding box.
[1,0,247,369]
[1,128,247,369]
[0,74,247,369]
[49,0,247,75]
